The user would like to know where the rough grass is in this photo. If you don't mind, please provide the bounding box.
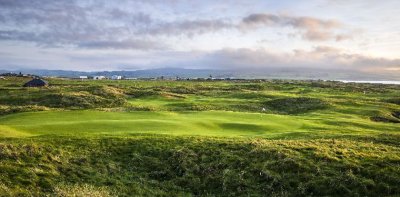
[0,84,126,110]
[385,98,400,105]
[0,136,399,196]
[263,97,329,114]
[0,77,400,196]
[0,105,49,115]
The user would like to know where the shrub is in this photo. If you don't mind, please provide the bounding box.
[370,111,400,123]
[238,84,265,91]
[263,97,329,114]
[385,98,400,105]
[127,90,159,98]
[392,111,400,119]
[54,184,112,197]
[165,102,210,111]
[91,86,125,98]
[37,91,126,109]
[169,86,197,94]
[0,105,49,115]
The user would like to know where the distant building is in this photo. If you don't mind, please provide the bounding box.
[79,76,88,79]
[111,75,122,80]
[94,76,106,80]
[207,74,215,80]
[23,78,48,87]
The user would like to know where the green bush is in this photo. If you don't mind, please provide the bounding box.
[0,105,49,115]
[127,89,160,98]
[385,98,400,105]
[39,92,126,109]
[370,111,400,123]
[263,97,329,114]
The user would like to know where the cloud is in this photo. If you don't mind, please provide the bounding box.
[335,34,353,41]
[241,14,347,41]
[0,41,398,75]
[140,13,350,42]
[0,0,159,49]
[78,40,168,50]
[197,46,400,72]
[138,19,234,37]
[241,14,281,26]
[0,0,353,49]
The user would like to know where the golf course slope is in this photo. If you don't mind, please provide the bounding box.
[0,78,399,196]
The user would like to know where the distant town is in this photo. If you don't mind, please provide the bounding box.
[0,72,235,81]
[2,71,399,85]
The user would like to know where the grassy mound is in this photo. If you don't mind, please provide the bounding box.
[370,116,400,123]
[1,78,400,196]
[385,98,400,105]
[0,136,399,196]
[263,97,329,114]
[371,111,400,123]
[41,91,125,109]
[0,85,127,112]
[0,105,49,116]
[392,111,400,119]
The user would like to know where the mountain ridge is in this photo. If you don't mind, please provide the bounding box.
[0,67,398,81]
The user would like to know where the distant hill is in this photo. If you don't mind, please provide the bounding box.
[1,67,399,81]
[1,68,233,79]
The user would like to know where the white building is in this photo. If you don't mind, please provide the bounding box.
[111,75,122,80]
[79,76,88,79]
[94,76,106,80]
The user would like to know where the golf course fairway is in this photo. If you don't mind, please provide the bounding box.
[0,110,307,137]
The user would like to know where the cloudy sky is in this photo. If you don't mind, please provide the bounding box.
[0,0,399,73]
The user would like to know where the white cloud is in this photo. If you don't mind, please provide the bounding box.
[194,46,400,72]
[0,0,399,76]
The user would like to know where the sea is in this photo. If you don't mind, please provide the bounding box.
[338,80,400,85]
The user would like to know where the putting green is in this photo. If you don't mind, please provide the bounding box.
[0,110,309,137]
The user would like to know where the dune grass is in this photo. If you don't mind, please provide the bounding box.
[1,135,399,196]
[0,77,399,196]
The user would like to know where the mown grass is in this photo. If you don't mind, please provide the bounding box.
[0,77,399,196]
[0,110,399,139]
[0,111,306,138]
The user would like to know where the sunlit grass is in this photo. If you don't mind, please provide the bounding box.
[0,77,399,196]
